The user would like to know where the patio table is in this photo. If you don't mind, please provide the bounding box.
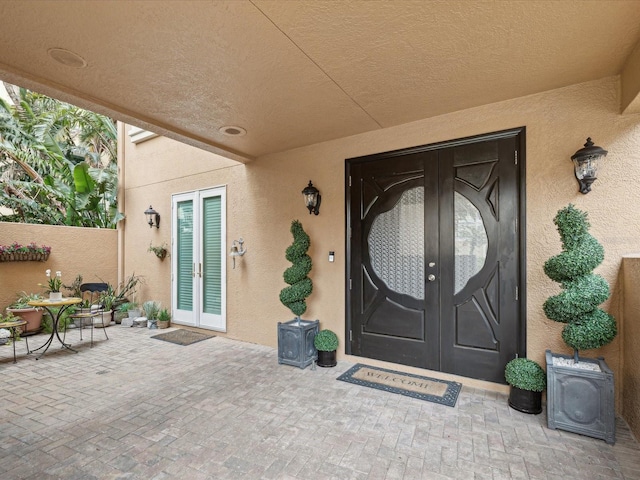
[27,297,81,360]
[0,319,28,363]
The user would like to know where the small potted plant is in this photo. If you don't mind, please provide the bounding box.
[6,292,44,335]
[127,301,142,319]
[504,357,546,414]
[314,329,339,367]
[157,308,171,329]
[143,300,160,329]
[148,242,169,260]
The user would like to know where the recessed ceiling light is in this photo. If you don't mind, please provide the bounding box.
[218,125,246,136]
[47,48,87,68]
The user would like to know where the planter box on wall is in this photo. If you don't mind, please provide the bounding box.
[277,319,318,369]
[545,350,615,444]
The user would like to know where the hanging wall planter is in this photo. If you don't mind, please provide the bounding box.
[0,242,51,262]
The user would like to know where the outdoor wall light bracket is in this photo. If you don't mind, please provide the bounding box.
[571,137,607,194]
[302,180,321,215]
[144,205,160,228]
[229,238,246,269]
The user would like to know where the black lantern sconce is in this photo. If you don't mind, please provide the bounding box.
[302,180,321,215]
[144,205,160,228]
[571,137,608,194]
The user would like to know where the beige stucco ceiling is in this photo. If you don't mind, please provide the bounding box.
[0,0,639,162]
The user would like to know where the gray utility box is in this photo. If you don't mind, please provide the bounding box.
[277,319,319,369]
[546,350,615,444]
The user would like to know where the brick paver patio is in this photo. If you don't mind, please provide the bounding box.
[1,326,638,479]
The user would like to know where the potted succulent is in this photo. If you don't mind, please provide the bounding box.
[543,204,617,444]
[277,220,319,369]
[126,301,142,319]
[6,292,44,335]
[157,308,171,329]
[148,242,169,260]
[143,300,160,329]
[314,329,338,367]
[504,357,546,414]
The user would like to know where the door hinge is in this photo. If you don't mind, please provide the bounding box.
[515,286,519,301]
[349,176,352,187]
[349,278,352,290]
[514,150,518,165]
[515,217,518,233]
[349,330,353,342]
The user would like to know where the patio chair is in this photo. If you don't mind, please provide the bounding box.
[67,283,110,346]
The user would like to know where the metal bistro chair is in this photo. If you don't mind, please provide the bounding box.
[67,283,110,347]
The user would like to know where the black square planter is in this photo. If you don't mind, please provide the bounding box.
[277,319,318,369]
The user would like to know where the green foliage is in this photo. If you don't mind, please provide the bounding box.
[504,358,546,392]
[0,83,122,227]
[279,220,313,317]
[143,301,160,320]
[9,291,42,309]
[158,308,171,322]
[314,329,339,352]
[543,204,617,353]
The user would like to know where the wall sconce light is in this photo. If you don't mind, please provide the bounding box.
[571,137,608,194]
[302,180,321,215]
[229,238,246,269]
[144,205,160,228]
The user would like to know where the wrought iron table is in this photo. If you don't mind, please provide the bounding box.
[27,297,81,359]
[0,319,28,363]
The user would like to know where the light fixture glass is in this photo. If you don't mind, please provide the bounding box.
[302,181,321,215]
[571,138,607,194]
[144,205,160,228]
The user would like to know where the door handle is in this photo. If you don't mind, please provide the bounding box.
[198,263,202,278]
[428,274,436,282]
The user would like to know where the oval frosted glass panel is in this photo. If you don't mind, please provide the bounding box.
[454,192,488,293]
[368,187,424,299]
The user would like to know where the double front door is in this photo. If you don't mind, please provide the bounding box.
[346,129,524,383]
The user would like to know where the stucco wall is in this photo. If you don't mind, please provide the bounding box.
[123,75,640,398]
[0,223,118,311]
[622,256,640,441]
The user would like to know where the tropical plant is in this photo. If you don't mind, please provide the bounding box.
[543,204,617,361]
[0,83,123,227]
[115,273,144,303]
[63,274,83,298]
[504,358,546,392]
[314,329,339,352]
[279,220,313,318]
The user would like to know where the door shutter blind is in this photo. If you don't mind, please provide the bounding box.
[202,196,222,315]
[177,200,193,310]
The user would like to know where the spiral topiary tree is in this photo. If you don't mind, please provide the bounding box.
[280,220,313,319]
[543,204,617,362]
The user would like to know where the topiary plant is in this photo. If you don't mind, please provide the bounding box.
[314,329,338,352]
[279,220,313,318]
[543,204,617,361]
[504,358,546,392]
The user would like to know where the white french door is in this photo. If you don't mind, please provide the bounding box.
[171,186,226,331]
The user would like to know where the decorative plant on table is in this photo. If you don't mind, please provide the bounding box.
[41,269,63,300]
[279,220,313,323]
[543,204,617,443]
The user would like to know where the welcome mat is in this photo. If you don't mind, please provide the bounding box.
[151,329,215,346]
[337,364,462,407]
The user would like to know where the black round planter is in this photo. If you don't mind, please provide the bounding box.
[316,350,337,367]
[508,386,542,414]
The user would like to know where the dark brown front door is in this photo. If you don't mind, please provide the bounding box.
[346,128,525,383]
